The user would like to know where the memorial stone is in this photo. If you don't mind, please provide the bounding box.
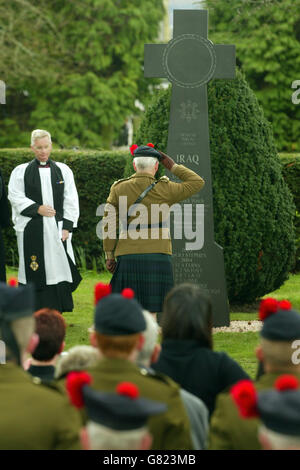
[144,10,235,326]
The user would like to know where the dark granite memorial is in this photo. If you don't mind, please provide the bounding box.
[144,10,236,326]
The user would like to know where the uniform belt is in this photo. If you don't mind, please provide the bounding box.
[126,222,168,230]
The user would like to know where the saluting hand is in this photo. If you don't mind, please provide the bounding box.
[159,151,175,170]
[106,259,116,274]
[38,205,56,217]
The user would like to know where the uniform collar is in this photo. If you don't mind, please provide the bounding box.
[257,371,300,389]
[133,172,156,180]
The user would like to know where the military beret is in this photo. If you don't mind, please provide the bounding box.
[0,281,34,322]
[130,143,162,161]
[231,375,300,437]
[94,283,146,335]
[259,298,300,341]
[66,372,167,431]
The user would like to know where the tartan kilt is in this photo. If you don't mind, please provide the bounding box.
[110,254,174,313]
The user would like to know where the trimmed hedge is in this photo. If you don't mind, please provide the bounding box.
[0,149,127,269]
[280,153,300,271]
[131,70,296,304]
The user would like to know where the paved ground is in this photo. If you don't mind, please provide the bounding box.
[213,320,262,333]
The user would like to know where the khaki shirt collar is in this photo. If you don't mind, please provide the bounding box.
[132,172,156,180]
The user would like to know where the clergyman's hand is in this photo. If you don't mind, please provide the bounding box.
[62,229,69,242]
[106,259,116,274]
[158,151,175,170]
[38,205,56,217]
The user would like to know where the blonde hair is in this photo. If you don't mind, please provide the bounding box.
[95,333,140,358]
[86,421,148,450]
[31,129,52,146]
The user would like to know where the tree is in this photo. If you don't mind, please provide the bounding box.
[132,69,295,303]
[0,0,165,148]
[202,0,300,151]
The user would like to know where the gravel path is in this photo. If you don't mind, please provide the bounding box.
[213,320,262,333]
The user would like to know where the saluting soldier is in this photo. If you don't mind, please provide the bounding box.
[87,282,194,450]
[103,143,205,316]
[0,281,81,450]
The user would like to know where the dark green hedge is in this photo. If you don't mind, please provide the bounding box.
[132,70,296,304]
[280,153,300,271]
[0,149,127,269]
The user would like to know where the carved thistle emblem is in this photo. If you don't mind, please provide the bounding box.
[30,255,39,271]
[180,100,200,123]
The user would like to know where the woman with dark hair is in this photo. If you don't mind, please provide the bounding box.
[152,283,249,416]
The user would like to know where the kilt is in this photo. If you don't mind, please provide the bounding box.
[110,253,174,313]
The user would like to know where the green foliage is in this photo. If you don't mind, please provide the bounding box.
[0,148,127,268]
[134,70,296,303]
[203,0,300,151]
[0,0,165,148]
[280,153,300,271]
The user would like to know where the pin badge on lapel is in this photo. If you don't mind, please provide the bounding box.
[56,180,64,184]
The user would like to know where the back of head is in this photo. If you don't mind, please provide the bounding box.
[55,345,100,379]
[161,283,213,348]
[0,281,35,364]
[32,309,66,361]
[136,310,159,367]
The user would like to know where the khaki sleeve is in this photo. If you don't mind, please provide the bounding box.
[165,164,205,204]
[208,394,234,450]
[54,400,82,450]
[103,185,119,257]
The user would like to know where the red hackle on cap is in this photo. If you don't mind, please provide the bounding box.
[275,375,299,392]
[94,282,112,305]
[259,297,279,321]
[66,371,92,408]
[146,143,155,148]
[230,380,259,418]
[278,300,292,311]
[130,144,138,156]
[121,287,135,299]
[116,382,139,399]
[8,278,18,287]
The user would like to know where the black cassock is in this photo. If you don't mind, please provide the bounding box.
[0,169,10,282]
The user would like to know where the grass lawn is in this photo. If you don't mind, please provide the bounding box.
[7,268,300,379]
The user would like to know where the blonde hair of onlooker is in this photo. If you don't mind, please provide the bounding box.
[86,421,149,450]
[55,345,100,379]
[95,333,140,358]
[31,129,52,146]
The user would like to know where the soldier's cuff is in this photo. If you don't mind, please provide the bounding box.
[105,252,115,260]
[170,163,179,173]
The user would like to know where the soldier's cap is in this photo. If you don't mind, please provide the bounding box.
[130,143,162,161]
[0,280,35,364]
[258,298,300,341]
[231,375,300,436]
[66,372,167,430]
[94,283,146,335]
[0,280,34,322]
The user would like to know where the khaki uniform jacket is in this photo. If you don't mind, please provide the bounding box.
[103,164,204,258]
[88,357,193,450]
[208,371,300,450]
[0,362,81,450]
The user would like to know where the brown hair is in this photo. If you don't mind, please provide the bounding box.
[32,308,66,361]
[95,333,140,358]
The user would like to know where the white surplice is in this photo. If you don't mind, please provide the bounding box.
[8,162,79,285]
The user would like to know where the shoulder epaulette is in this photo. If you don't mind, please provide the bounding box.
[139,366,172,385]
[112,175,134,187]
[158,175,169,183]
